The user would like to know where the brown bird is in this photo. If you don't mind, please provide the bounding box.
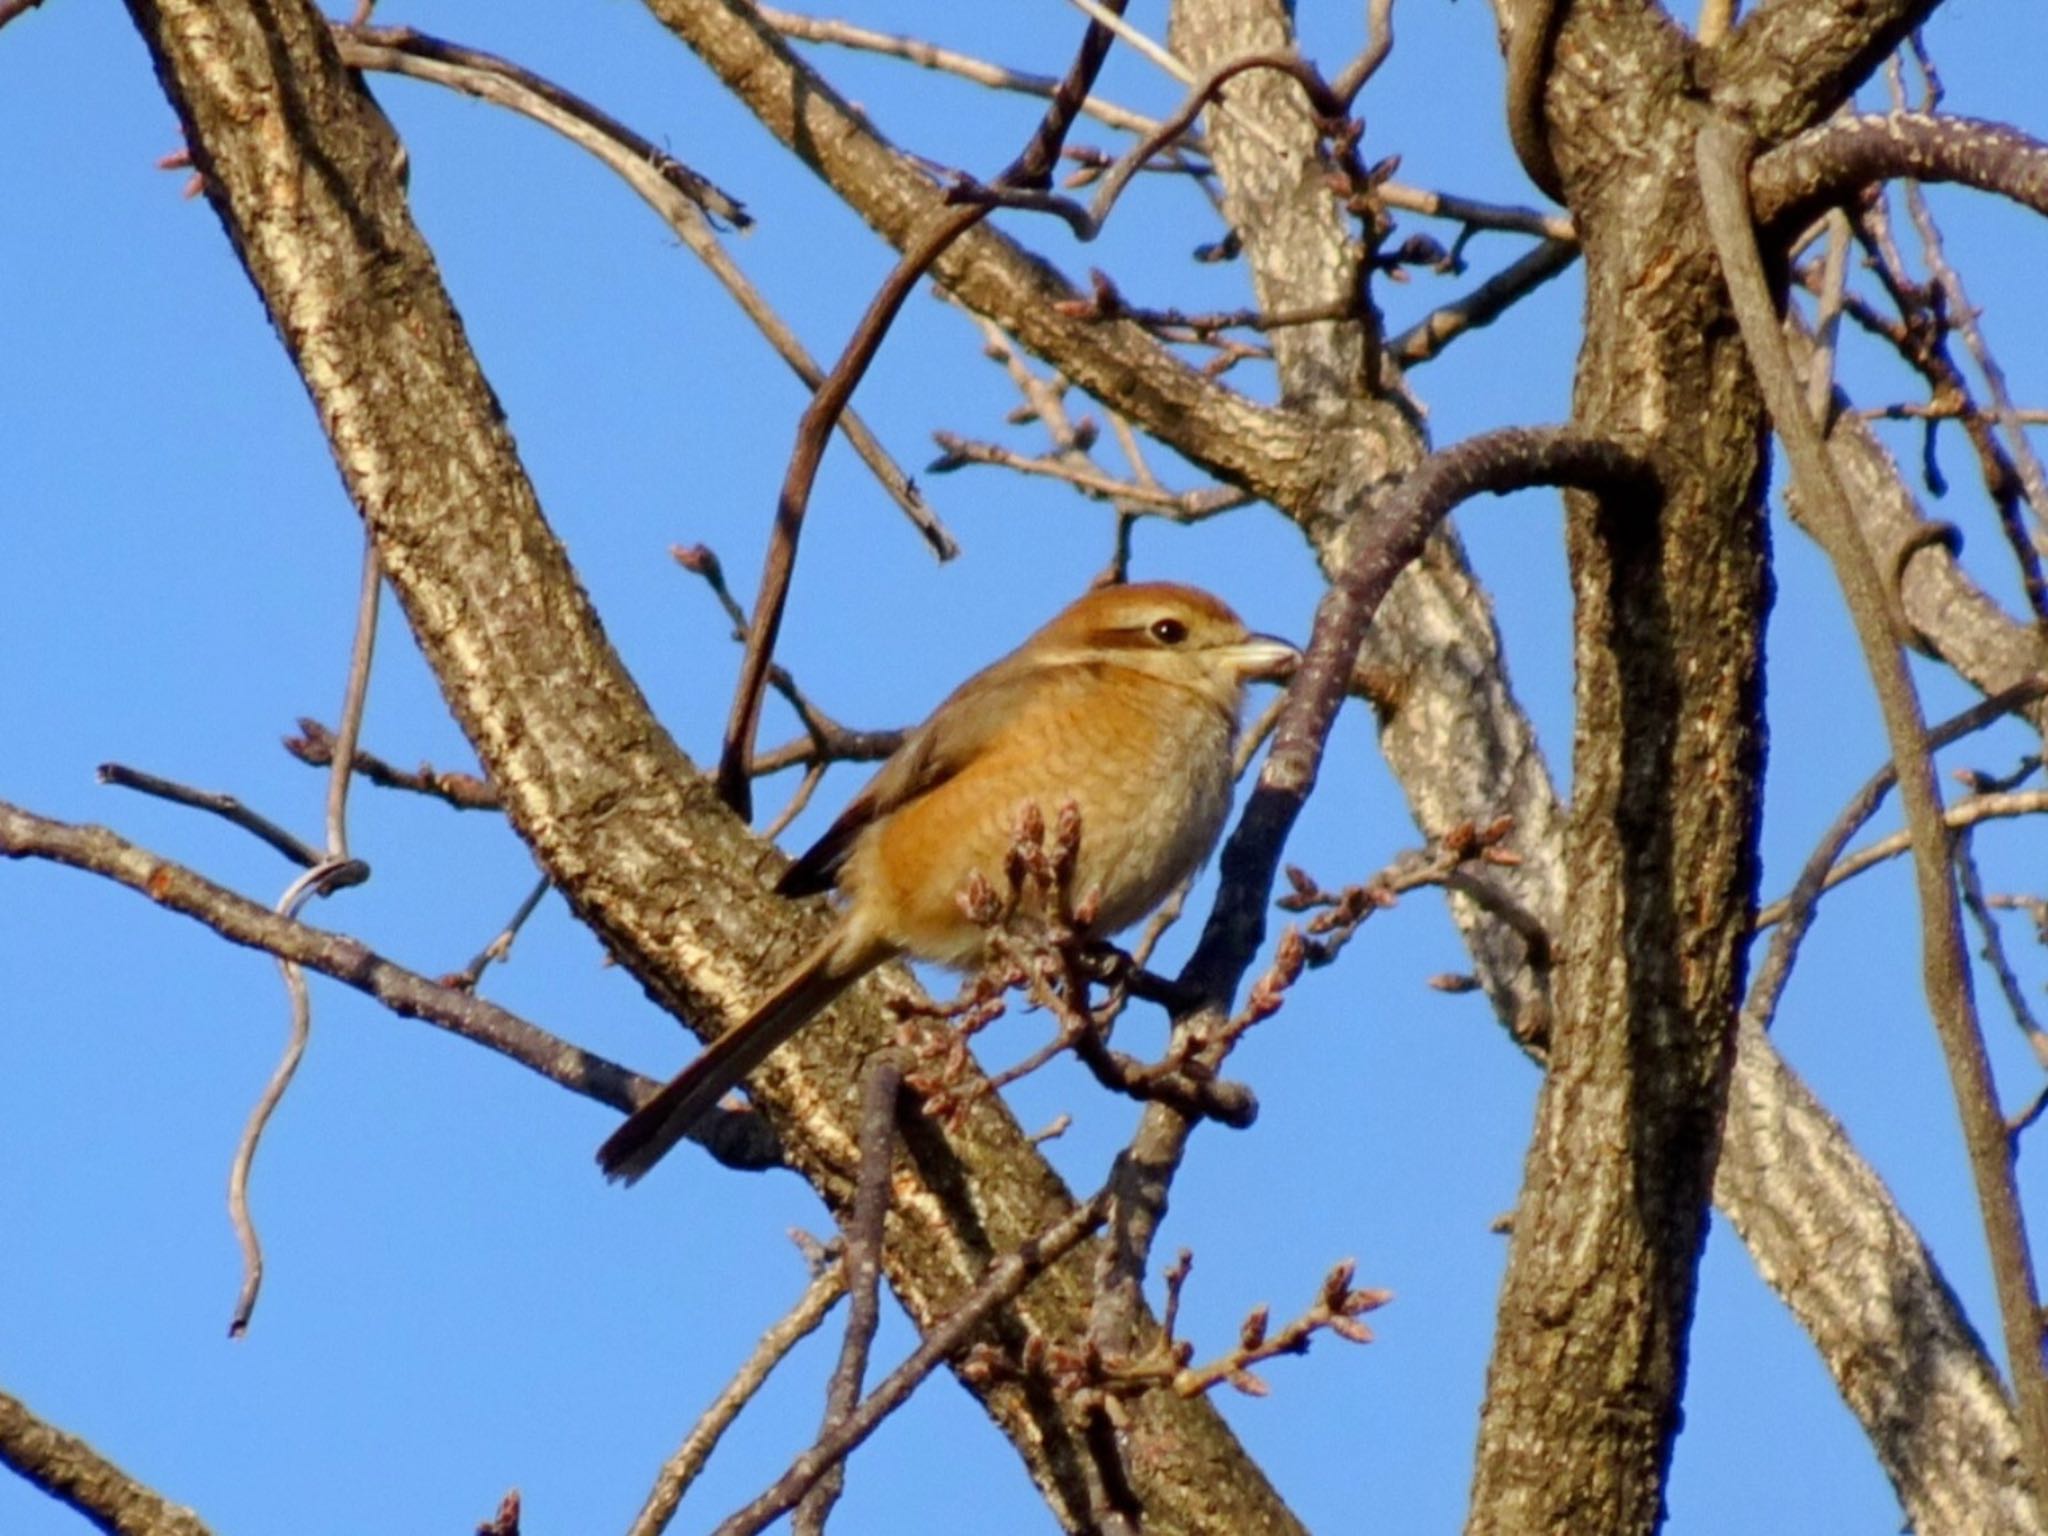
[597,582,1297,1183]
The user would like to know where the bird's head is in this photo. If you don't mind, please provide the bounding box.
[1030,582,1298,709]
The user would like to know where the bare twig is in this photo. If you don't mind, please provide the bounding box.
[1861,403,2048,426]
[96,762,331,870]
[711,1191,1112,1536]
[1753,789,2048,929]
[1376,182,1574,242]
[625,1250,848,1536]
[324,534,381,860]
[929,432,1249,519]
[1803,210,1852,422]
[1387,237,1581,365]
[756,6,1166,139]
[1093,1255,1391,1400]
[284,720,500,811]
[227,857,359,1337]
[335,24,747,226]
[447,874,552,991]
[795,1060,902,1535]
[950,53,1338,242]
[1744,678,2048,1033]
[672,543,906,782]
[1955,831,2048,1075]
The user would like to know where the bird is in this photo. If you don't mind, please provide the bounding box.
[597,581,1297,1183]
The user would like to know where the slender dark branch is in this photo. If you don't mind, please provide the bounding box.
[96,762,332,870]
[673,542,913,779]
[0,799,780,1171]
[951,52,1356,248]
[714,5,1131,816]
[0,1385,214,1536]
[449,874,553,991]
[795,1060,903,1535]
[625,1252,848,1536]
[1744,678,2048,1032]
[284,720,500,810]
[711,1191,1112,1536]
[1387,237,1581,365]
[1956,830,2048,1077]
[1699,115,2048,1494]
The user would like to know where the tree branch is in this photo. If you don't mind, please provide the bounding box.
[1699,112,2048,1499]
[0,1385,214,1536]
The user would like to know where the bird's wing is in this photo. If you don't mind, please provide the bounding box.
[774,657,1065,897]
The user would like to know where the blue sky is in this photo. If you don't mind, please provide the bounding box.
[4,3,2047,1532]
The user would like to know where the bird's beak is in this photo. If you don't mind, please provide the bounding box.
[1221,634,1300,683]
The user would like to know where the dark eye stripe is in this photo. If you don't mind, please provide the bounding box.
[1089,623,1176,650]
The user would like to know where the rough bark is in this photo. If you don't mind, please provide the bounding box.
[1465,4,1772,1530]
[0,1389,213,1536]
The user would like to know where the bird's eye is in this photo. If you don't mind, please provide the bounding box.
[1149,617,1189,646]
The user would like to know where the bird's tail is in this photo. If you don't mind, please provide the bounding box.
[597,930,890,1184]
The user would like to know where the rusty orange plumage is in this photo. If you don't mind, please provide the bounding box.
[597,582,1296,1183]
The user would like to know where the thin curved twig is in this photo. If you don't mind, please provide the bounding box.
[227,857,356,1336]
[1753,789,2048,931]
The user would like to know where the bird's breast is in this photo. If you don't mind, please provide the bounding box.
[846,669,1236,965]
